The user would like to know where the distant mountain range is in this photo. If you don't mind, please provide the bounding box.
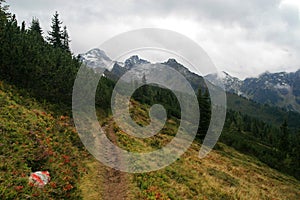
[205,70,300,112]
[79,48,206,90]
[79,48,300,113]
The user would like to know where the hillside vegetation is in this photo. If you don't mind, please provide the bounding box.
[80,101,300,200]
[0,81,86,199]
[1,81,299,199]
[1,1,300,199]
[227,93,300,129]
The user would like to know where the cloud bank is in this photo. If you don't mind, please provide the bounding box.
[8,0,300,79]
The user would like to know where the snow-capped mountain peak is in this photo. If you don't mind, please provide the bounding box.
[205,71,243,95]
[207,69,300,112]
[79,48,113,70]
[124,55,150,69]
[79,48,300,113]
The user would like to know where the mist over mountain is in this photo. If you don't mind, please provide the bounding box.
[79,48,206,90]
[80,48,300,113]
[206,70,300,113]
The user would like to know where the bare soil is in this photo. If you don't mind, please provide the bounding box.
[102,121,128,200]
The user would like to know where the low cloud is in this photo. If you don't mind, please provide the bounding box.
[8,0,300,78]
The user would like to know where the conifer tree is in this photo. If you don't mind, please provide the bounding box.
[142,73,147,84]
[29,18,44,40]
[47,11,63,48]
[197,88,211,139]
[29,18,43,37]
[279,120,289,152]
[0,0,8,42]
[21,21,25,32]
[62,25,70,52]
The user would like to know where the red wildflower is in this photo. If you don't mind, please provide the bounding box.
[50,182,57,188]
[15,186,23,191]
[63,184,73,191]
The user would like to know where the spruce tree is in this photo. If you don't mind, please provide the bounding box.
[197,88,211,139]
[62,25,70,52]
[21,21,25,32]
[279,120,289,152]
[47,11,63,48]
[29,18,43,37]
[202,89,211,134]
[142,73,147,84]
[141,73,148,99]
[0,0,7,47]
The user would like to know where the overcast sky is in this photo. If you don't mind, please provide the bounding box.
[8,0,300,79]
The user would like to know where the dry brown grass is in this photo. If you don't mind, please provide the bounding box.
[79,158,105,200]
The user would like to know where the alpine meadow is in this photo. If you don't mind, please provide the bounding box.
[1,1,300,199]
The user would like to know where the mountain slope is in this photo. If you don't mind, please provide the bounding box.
[2,77,299,200]
[79,48,113,70]
[0,81,85,199]
[80,101,300,200]
[2,57,299,199]
[226,92,300,129]
[80,48,300,127]
[206,70,300,113]
[242,71,300,112]
[80,49,207,90]
[205,71,243,95]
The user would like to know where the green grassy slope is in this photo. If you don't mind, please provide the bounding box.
[0,81,86,199]
[80,101,300,200]
[1,80,299,200]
